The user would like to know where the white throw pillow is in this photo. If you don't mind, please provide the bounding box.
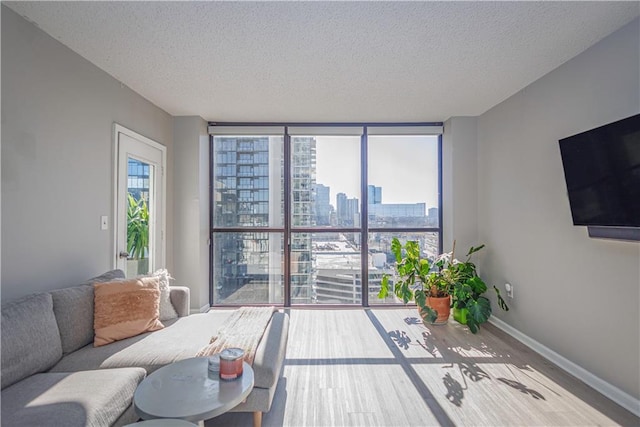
[152,269,178,321]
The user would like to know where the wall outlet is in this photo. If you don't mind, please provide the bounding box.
[505,283,514,299]
[100,215,108,230]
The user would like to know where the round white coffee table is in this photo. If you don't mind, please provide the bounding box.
[133,357,254,426]
[125,419,198,426]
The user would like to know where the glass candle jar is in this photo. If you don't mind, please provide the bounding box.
[207,353,220,373]
[219,348,244,380]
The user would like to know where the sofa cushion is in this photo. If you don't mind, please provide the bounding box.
[93,277,164,347]
[1,368,145,427]
[1,293,62,389]
[50,269,126,355]
[51,312,231,374]
[50,311,289,390]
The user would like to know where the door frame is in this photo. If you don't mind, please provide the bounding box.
[113,123,167,272]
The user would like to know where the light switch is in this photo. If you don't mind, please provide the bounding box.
[101,216,108,230]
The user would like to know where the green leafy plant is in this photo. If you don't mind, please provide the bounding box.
[127,193,149,260]
[377,238,448,324]
[378,238,509,333]
[447,243,509,334]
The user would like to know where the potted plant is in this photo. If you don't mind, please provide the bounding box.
[126,193,149,276]
[446,242,509,333]
[378,238,509,333]
[377,237,452,325]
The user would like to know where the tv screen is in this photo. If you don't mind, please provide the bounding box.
[559,114,640,228]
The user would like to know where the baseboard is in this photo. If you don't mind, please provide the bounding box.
[190,304,210,315]
[489,317,640,418]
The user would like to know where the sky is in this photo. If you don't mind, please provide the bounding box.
[313,135,439,209]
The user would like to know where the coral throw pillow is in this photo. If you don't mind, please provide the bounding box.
[93,277,164,347]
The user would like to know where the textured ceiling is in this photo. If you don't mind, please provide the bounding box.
[5,1,639,122]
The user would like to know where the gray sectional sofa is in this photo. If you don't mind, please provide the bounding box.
[1,270,289,427]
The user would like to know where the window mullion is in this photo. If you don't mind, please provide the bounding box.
[283,127,292,307]
[361,128,369,307]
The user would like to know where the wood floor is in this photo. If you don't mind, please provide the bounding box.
[207,308,639,426]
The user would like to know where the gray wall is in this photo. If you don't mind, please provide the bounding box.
[442,117,478,255]
[1,7,174,301]
[476,18,639,399]
[2,1,638,402]
[173,116,210,312]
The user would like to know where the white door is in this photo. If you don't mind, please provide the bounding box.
[114,125,166,277]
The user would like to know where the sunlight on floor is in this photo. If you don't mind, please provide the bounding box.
[208,308,636,427]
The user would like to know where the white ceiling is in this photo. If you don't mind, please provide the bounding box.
[5,1,639,123]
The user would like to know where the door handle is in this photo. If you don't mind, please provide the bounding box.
[119,251,130,259]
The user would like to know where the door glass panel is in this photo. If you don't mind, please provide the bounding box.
[213,136,284,228]
[213,232,284,304]
[368,135,439,228]
[126,158,152,277]
[369,231,440,305]
[291,136,360,228]
[292,232,362,305]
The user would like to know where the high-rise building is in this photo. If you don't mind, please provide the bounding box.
[214,137,279,303]
[368,203,426,218]
[428,207,439,226]
[290,137,317,303]
[336,192,347,222]
[315,270,385,304]
[367,185,382,205]
[366,187,430,228]
[346,198,360,227]
[213,135,318,304]
[314,184,331,226]
[336,192,360,227]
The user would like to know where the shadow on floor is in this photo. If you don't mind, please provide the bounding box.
[205,377,287,427]
[368,311,637,426]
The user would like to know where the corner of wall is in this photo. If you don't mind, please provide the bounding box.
[172,116,210,311]
[442,117,479,254]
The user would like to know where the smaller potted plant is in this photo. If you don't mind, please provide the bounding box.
[447,243,509,334]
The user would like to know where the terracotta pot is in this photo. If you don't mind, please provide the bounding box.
[426,295,451,325]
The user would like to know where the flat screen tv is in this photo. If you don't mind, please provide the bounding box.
[558,114,640,231]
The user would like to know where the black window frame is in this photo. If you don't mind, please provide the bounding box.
[209,122,443,307]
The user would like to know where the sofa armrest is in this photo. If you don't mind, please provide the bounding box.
[169,286,190,317]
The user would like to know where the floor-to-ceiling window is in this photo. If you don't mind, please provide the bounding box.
[210,124,442,307]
